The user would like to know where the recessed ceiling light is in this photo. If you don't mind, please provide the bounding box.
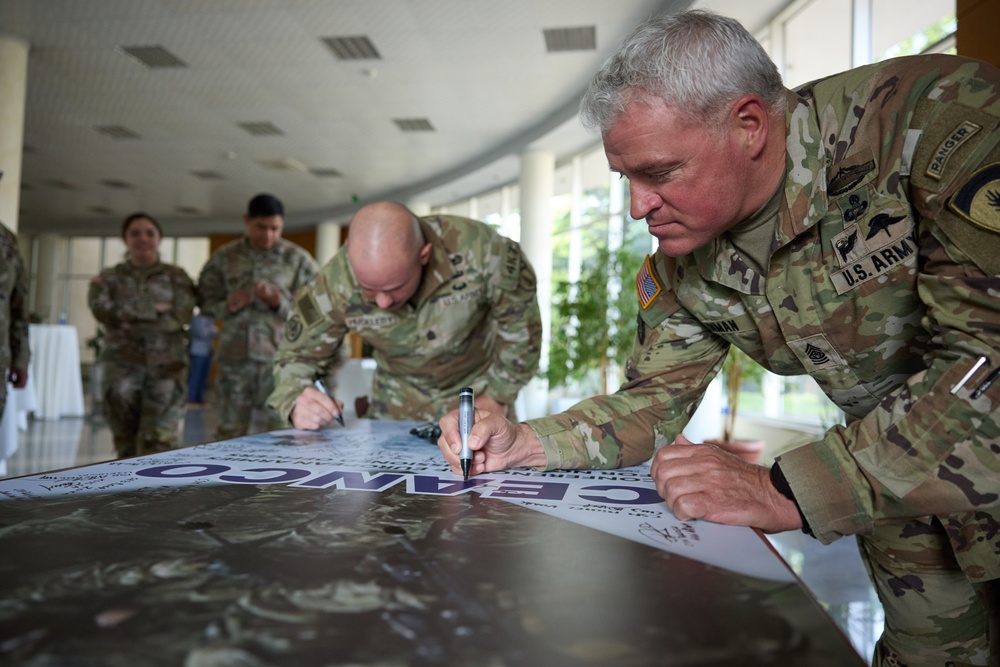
[258,157,308,172]
[543,26,597,52]
[394,118,434,132]
[321,36,381,60]
[238,122,284,136]
[190,170,225,180]
[95,125,140,139]
[119,45,188,69]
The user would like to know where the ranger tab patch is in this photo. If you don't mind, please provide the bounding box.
[925,121,981,181]
[636,255,662,310]
[948,162,1000,234]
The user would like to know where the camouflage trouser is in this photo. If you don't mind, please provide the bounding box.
[215,359,285,440]
[101,361,185,458]
[858,517,999,666]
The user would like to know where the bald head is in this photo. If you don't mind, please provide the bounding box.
[348,202,423,266]
[347,201,432,311]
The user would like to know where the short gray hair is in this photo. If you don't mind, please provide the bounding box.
[580,10,784,133]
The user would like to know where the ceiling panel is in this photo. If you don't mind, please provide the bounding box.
[0,0,786,236]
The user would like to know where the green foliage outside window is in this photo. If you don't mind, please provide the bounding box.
[547,244,647,390]
[546,182,648,391]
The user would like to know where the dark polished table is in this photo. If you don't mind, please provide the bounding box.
[0,421,864,666]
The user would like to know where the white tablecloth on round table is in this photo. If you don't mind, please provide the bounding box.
[28,324,85,420]
[1,374,37,455]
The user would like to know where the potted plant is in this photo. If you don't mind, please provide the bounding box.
[706,346,768,463]
[546,244,644,397]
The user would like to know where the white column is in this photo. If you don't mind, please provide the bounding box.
[33,234,66,323]
[762,371,783,418]
[605,170,626,394]
[518,150,554,419]
[568,156,583,285]
[315,221,342,267]
[407,200,432,217]
[0,34,29,232]
[851,0,873,67]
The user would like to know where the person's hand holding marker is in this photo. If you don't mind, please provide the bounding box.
[438,394,548,478]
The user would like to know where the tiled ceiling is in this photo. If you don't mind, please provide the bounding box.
[2,0,784,237]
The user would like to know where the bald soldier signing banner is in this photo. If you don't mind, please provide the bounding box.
[268,201,542,426]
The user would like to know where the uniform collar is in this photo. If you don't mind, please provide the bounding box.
[777,87,828,246]
[684,91,822,295]
[242,236,283,254]
[409,216,459,307]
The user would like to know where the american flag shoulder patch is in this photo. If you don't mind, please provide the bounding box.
[636,255,662,310]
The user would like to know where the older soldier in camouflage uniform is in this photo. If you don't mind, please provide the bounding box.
[198,194,318,439]
[0,221,29,419]
[89,213,195,456]
[268,201,541,427]
[439,11,1000,667]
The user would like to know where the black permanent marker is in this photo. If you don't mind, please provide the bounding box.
[459,387,474,481]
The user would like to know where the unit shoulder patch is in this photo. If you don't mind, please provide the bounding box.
[948,162,1000,234]
[285,315,303,342]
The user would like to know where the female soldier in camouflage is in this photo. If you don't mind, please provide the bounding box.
[88,213,196,457]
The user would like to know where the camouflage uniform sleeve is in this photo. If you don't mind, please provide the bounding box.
[526,257,728,469]
[274,250,319,322]
[484,239,542,405]
[267,268,347,423]
[8,241,29,369]
[196,254,229,321]
[88,267,156,324]
[170,267,197,326]
[779,193,1000,545]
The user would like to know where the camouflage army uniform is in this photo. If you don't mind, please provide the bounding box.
[269,215,542,421]
[529,55,1000,665]
[89,260,195,456]
[0,223,29,419]
[198,237,318,439]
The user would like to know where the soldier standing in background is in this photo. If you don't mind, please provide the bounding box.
[439,11,1000,666]
[88,213,195,456]
[0,219,29,419]
[197,193,318,439]
[268,200,541,428]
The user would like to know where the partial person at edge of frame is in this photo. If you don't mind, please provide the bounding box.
[0,210,30,419]
[267,200,542,429]
[438,10,1000,667]
[88,212,195,457]
[197,193,319,440]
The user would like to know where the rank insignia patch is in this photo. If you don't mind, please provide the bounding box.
[948,163,1000,234]
[636,255,662,310]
